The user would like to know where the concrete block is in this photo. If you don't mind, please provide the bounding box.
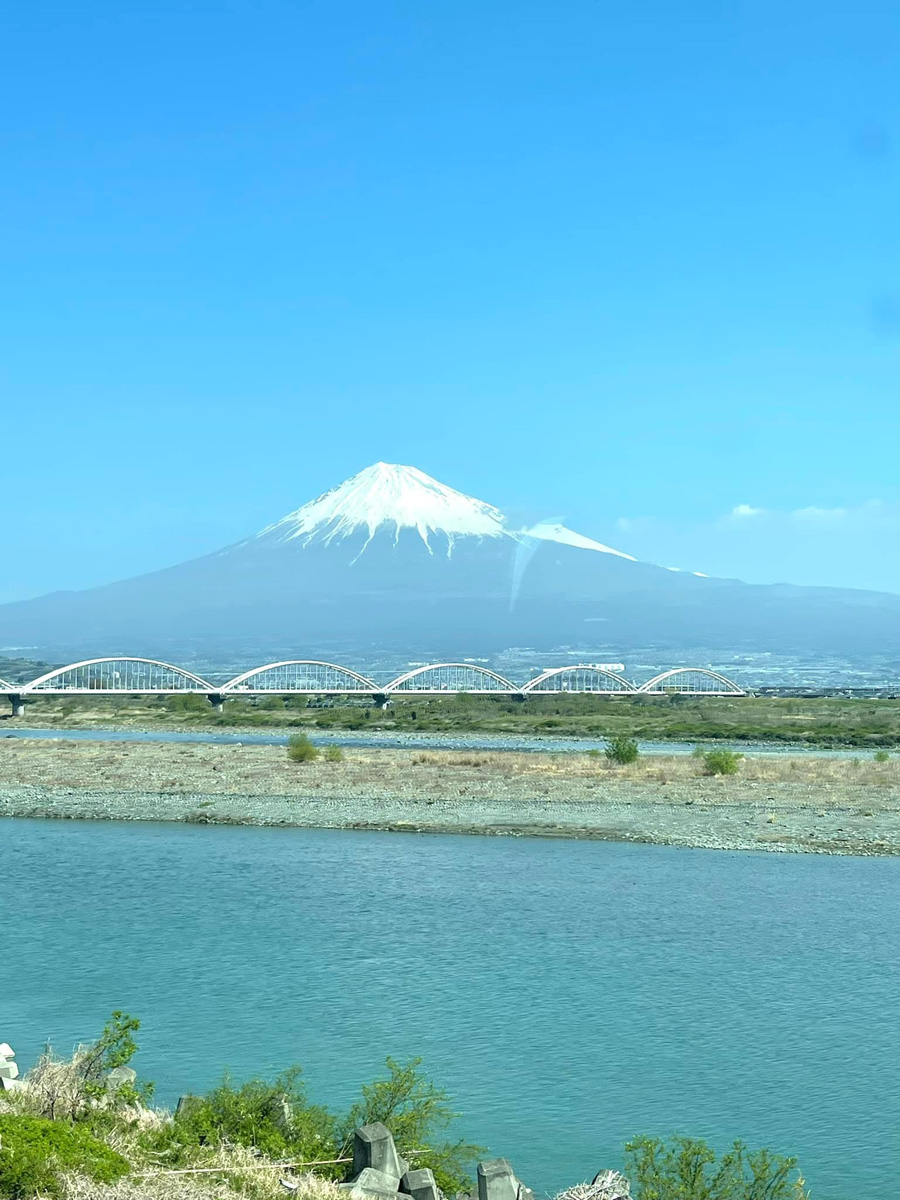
[352,1123,403,1183]
[0,1077,24,1093]
[267,1094,293,1132]
[0,1061,20,1080]
[401,1167,440,1200]
[0,1044,14,1059]
[477,1160,519,1200]
[339,1167,401,1200]
[517,1185,534,1200]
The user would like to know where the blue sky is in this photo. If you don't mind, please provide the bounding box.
[2,0,899,602]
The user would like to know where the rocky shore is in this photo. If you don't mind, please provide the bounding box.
[2,739,900,854]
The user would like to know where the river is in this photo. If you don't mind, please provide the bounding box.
[0,725,882,757]
[2,818,897,1198]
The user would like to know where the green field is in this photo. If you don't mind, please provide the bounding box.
[13,690,900,747]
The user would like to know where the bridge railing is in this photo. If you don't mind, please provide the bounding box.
[4,657,747,706]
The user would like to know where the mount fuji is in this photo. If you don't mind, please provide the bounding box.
[3,462,900,661]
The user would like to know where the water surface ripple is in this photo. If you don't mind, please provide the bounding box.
[2,819,897,1198]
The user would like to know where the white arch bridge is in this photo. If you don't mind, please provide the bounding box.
[0,658,746,714]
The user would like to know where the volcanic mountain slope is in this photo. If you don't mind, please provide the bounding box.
[3,462,900,660]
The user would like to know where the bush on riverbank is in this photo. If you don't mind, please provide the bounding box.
[0,1014,810,1200]
[287,734,320,763]
[604,736,639,765]
[698,749,743,776]
[625,1135,807,1200]
[0,1114,129,1198]
[23,690,900,749]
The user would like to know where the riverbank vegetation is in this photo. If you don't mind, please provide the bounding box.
[9,691,900,749]
[0,1015,809,1200]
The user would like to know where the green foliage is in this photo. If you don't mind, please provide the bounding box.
[324,744,344,763]
[625,1135,808,1200]
[874,749,890,763]
[79,1011,153,1109]
[0,1113,128,1198]
[164,694,211,714]
[157,1067,338,1168]
[339,1057,482,1195]
[699,749,743,776]
[605,735,640,765]
[287,733,320,763]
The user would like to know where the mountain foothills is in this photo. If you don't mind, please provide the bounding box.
[3,462,900,661]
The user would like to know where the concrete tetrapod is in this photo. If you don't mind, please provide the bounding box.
[352,1122,406,1180]
[342,1168,405,1200]
[340,1124,409,1200]
[401,1168,441,1200]
[477,1159,533,1200]
[0,1042,22,1093]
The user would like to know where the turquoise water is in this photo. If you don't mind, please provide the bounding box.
[2,819,897,1198]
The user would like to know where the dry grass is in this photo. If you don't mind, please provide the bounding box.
[4,1045,114,1122]
[60,1154,345,1200]
[3,738,900,796]
[409,747,900,787]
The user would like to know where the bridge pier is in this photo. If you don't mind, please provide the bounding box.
[8,694,25,718]
[207,694,226,712]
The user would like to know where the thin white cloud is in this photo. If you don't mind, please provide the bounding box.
[730,504,766,519]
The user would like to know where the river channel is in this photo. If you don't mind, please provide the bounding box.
[0,726,881,757]
[2,818,897,1199]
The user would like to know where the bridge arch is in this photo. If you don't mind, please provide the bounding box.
[386,663,519,694]
[637,668,745,696]
[522,665,637,695]
[222,661,377,694]
[0,678,11,691]
[23,657,215,694]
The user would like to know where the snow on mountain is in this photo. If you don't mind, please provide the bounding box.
[258,462,510,553]
[5,459,900,661]
[520,521,636,561]
[256,461,641,563]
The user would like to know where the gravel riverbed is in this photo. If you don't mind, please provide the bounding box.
[2,740,900,854]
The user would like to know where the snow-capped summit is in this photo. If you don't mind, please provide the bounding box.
[259,462,510,553]
[3,458,899,662]
[257,462,642,561]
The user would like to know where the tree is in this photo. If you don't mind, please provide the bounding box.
[339,1058,482,1195]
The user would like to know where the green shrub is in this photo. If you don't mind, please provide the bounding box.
[164,694,210,714]
[19,1011,152,1122]
[287,733,319,763]
[700,749,743,776]
[874,749,890,763]
[604,735,640,765]
[0,1114,128,1198]
[324,744,344,763]
[339,1057,482,1195]
[625,1135,808,1200]
[159,1067,337,1167]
